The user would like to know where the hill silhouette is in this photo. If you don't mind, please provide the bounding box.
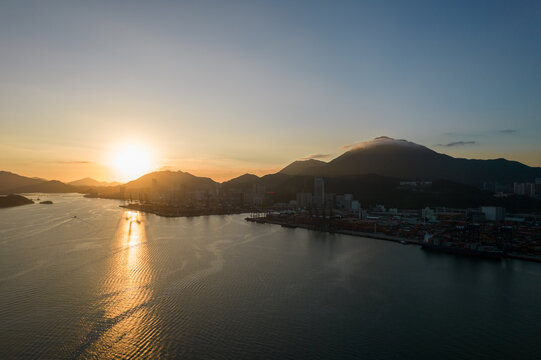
[284,137,541,186]
[9,180,76,194]
[123,170,217,190]
[279,159,326,176]
[0,172,76,194]
[0,171,46,194]
[68,177,120,187]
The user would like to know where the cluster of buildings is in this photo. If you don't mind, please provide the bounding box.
[258,199,541,259]
[483,178,541,198]
[513,179,541,197]
[291,178,360,213]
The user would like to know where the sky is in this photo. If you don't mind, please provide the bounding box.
[1,0,540,182]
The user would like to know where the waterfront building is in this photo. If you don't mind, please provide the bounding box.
[332,193,353,211]
[467,208,486,222]
[421,207,436,222]
[480,206,506,221]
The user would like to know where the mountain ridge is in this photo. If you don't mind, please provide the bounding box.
[280,137,541,185]
[68,177,121,187]
[2,137,540,194]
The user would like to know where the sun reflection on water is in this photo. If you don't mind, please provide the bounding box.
[85,210,158,358]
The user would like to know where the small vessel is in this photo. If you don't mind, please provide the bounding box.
[400,240,408,245]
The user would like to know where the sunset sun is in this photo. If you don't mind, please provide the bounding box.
[110,143,155,181]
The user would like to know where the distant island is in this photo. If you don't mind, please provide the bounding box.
[0,194,34,208]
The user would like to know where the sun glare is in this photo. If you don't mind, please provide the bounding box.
[110,143,155,181]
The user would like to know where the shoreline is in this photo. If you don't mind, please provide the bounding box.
[119,203,245,218]
[246,217,541,264]
[246,217,419,244]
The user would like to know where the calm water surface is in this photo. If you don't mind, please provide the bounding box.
[1,194,541,359]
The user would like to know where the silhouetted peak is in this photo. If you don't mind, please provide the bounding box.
[223,173,260,186]
[279,159,327,175]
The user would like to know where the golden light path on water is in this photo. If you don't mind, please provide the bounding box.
[84,210,159,359]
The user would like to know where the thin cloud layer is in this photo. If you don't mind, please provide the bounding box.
[342,136,422,151]
[54,160,92,164]
[300,153,332,160]
[436,141,476,147]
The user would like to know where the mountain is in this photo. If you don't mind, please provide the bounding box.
[0,171,77,194]
[279,159,327,176]
[287,137,541,186]
[69,177,120,187]
[223,173,260,188]
[0,171,45,194]
[123,170,218,192]
[9,180,76,194]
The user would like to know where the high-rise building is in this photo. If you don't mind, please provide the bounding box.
[296,192,313,209]
[313,178,325,208]
[515,182,536,197]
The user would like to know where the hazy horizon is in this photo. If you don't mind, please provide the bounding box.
[4,136,540,183]
[1,0,540,182]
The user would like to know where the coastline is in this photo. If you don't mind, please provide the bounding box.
[246,217,419,244]
[246,217,541,264]
[119,203,245,217]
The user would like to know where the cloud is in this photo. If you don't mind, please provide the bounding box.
[54,160,92,164]
[300,153,332,160]
[436,141,476,147]
[341,143,357,151]
[341,136,421,151]
[443,131,482,137]
[158,165,174,171]
[499,129,516,134]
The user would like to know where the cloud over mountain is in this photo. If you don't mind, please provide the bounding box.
[300,153,332,160]
[342,136,422,151]
[436,141,476,147]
